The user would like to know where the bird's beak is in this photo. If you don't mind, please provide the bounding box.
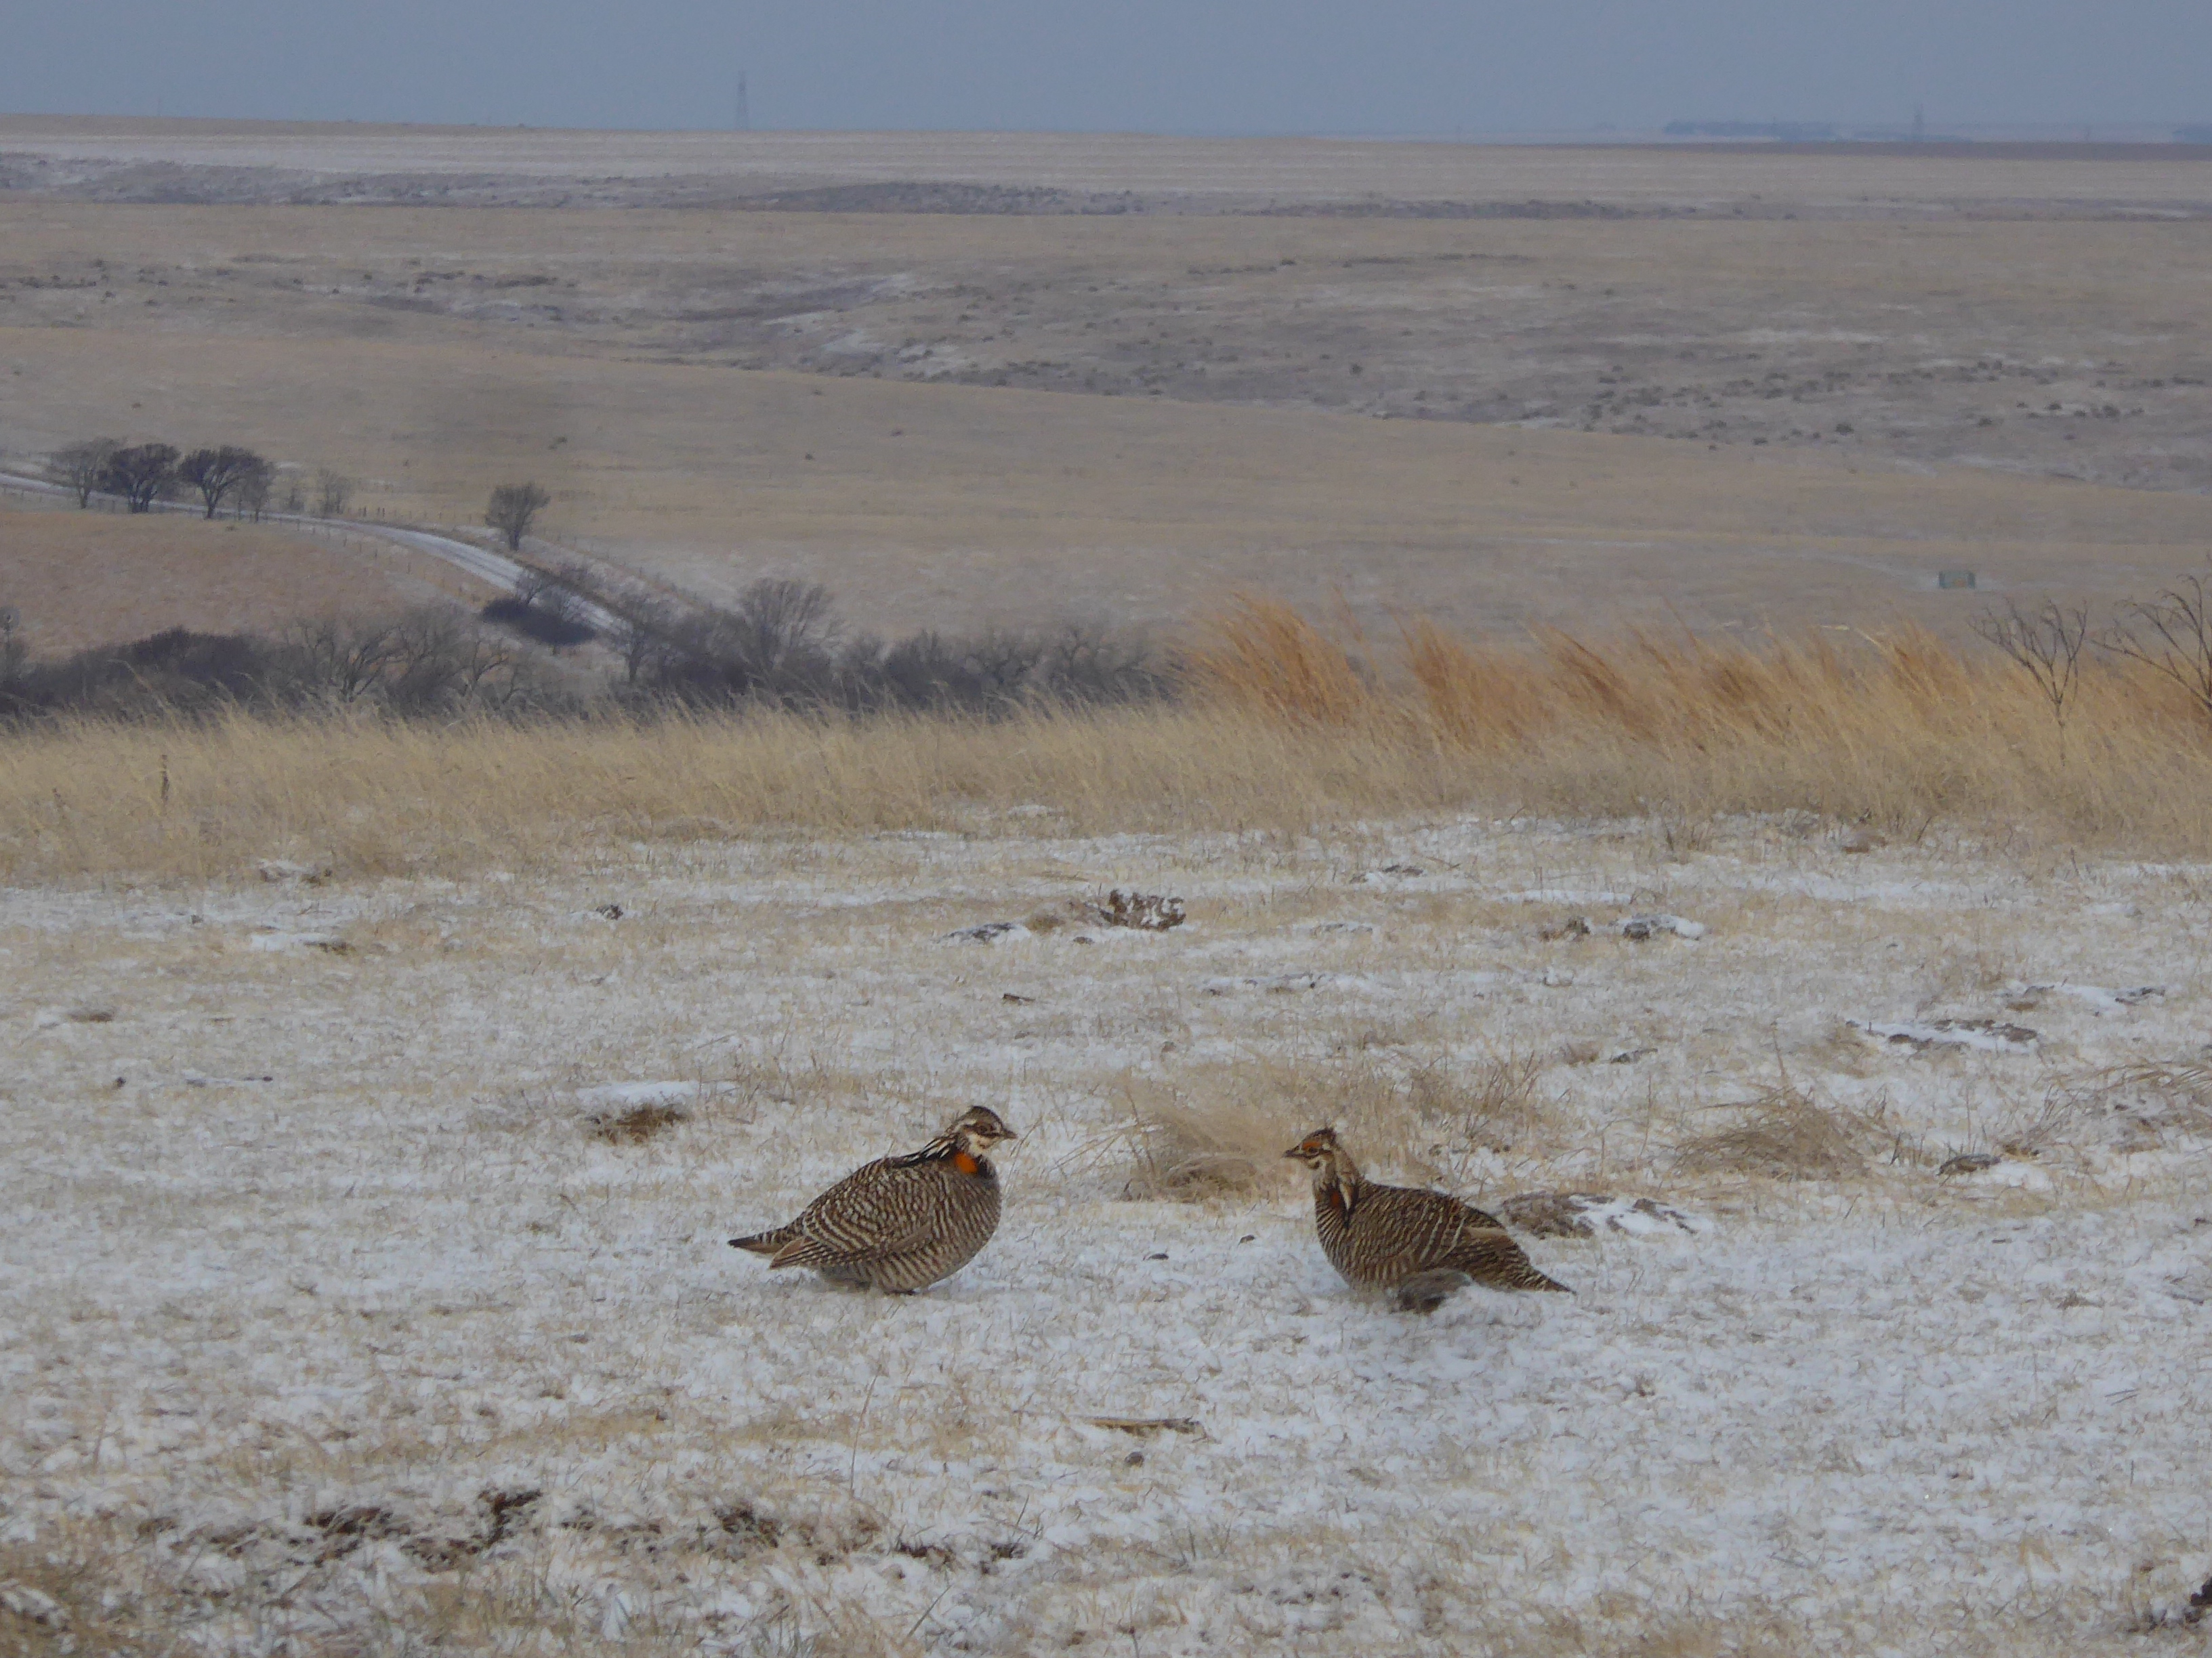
[999,1127,1018,1141]
[1282,1147,1303,1160]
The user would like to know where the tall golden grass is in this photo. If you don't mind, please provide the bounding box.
[5,596,2210,881]
[1190,596,2212,848]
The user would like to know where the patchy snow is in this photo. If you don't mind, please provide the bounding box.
[1850,1017,2043,1053]
[3,817,2210,1655]
[2009,981,2167,1015]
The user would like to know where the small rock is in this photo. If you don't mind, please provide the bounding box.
[1840,828,1885,854]
[34,1006,115,1028]
[589,903,624,921]
[945,921,1030,944]
[1539,915,1593,941]
[1621,915,1707,941]
[1606,1046,1656,1065]
[1938,1151,2003,1176]
[256,858,332,885]
[1395,1268,1473,1314]
[1001,991,1035,1004]
[1088,890,1186,931]
[248,931,352,955]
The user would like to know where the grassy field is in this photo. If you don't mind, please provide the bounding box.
[6,126,2212,645]
[5,321,2211,645]
[0,494,480,652]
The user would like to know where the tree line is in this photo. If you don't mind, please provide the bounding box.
[45,437,356,519]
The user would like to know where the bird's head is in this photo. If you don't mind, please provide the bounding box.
[1283,1127,1347,1184]
[947,1106,1018,1156]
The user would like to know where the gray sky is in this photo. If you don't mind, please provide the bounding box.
[5,1,2209,135]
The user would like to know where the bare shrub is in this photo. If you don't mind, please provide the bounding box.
[314,468,354,518]
[2056,1061,2212,1147]
[2103,571,2212,724]
[2,626,274,719]
[274,610,534,715]
[486,559,597,647]
[1674,1082,1880,1180]
[1974,598,2091,744]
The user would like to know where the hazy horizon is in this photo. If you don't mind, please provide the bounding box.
[5,1,2211,137]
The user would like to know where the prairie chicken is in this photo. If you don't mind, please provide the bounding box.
[728,1107,1016,1293]
[1284,1127,1570,1311]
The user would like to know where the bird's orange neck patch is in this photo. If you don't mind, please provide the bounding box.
[953,1151,981,1176]
[1324,1185,1348,1213]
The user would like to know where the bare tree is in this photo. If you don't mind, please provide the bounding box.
[2102,572,2212,723]
[608,595,675,686]
[45,438,119,508]
[100,443,181,513]
[177,446,270,519]
[485,482,551,552]
[235,460,274,522]
[314,469,354,519]
[732,577,839,678]
[1974,598,2091,748]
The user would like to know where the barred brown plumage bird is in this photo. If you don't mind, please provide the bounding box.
[728,1107,1016,1294]
[1285,1127,1570,1311]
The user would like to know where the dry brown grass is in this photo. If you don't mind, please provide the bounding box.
[0,495,474,652]
[7,595,2212,881]
[1194,597,2212,846]
[1116,1046,1556,1202]
[1673,1083,1890,1181]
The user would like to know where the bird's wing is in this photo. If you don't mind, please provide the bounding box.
[767,1160,942,1269]
[1373,1187,1568,1291]
[1354,1186,1507,1264]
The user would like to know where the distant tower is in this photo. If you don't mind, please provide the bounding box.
[735,72,751,133]
[1911,103,1925,142]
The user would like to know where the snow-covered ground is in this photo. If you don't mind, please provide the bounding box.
[3,816,2209,1655]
